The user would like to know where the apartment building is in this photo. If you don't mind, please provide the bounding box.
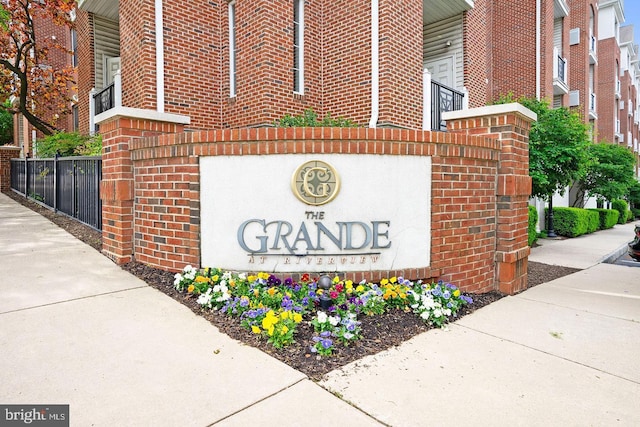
[12,0,631,176]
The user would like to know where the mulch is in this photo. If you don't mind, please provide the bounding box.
[6,190,582,380]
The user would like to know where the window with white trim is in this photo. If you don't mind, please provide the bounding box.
[229,1,237,97]
[293,0,304,94]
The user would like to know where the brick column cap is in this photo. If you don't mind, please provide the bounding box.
[95,106,191,126]
[442,103,537,123]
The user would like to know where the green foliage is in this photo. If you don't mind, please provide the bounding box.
[628,181,640,210]
[495,95,591,200]
[34,132,102,158]
[276,108,357,128]
[528,205,538,246]
[611,199,629,224]
[631,208,640,220]
[0,100,12,145]
[579,143,636,206]
[587,208,619,230]
[546,207,599,237]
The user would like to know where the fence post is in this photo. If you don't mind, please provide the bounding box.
[24,155,29,199]
[422,69,432,131]
[53,153,58,212]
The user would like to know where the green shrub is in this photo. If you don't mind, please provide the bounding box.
[34,132,102,158]
[276,108,357,127]
[632,208,640,220]
[528,205,538,246]
[612,199,629,224]
[587,208,619,230]
[546,207,600,237]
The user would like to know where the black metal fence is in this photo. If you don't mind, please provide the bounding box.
[431,81,465,132]
[10,156,102,230]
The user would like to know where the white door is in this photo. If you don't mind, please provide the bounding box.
[105,56,121,85]
[424,55,454,88]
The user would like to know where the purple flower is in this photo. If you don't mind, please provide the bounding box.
[321,338,333,349]
[320,330,331,338]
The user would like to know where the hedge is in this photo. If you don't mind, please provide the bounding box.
[612,199,629,224]
[528,205,538,246]
[546,207,599,237]
[587,208,619,230]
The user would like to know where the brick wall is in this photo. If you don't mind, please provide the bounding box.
[464,0,490,107]
[597,37,619,143]
[568,0,598,126]
[119,0,157,111]
[75,9,94,135]
[102,104,535,294]
[0,147,21,192]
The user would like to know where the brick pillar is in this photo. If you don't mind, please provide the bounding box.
[444,103,537,294]
[0,146,21,193]
[100,116,185,264]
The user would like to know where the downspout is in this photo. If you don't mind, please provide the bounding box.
[155,0,165,113]
[536,0,541,100]
[369,0,379,128]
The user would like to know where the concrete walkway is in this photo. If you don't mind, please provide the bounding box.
[1,190,639,426]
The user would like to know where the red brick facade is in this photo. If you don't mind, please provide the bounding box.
[597,37,620,142]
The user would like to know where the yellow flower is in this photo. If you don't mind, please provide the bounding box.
[258,272,269,280]
[229,279,236,287]
[390,276,397,284]
[262,310,279,330]
[332,276,340,284]
[281,325,289,334]
[195,276,209,283]
[212,274,219,282]
[280,311,290,320]
[345,281,353,290]
[453,289,461,297]
[248,275,257,282]
[187,284,195,293]
[293,313,303,323]
[267,325,275,336]
[380,278,389,286]
[253,289,260,297]
[355,285,365,293]
[267,287,277,296]
[251,325,261,334]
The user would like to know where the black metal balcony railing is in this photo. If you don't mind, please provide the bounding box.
[557,55,566,83]
[431,80,465,131]
[93,82,115,115]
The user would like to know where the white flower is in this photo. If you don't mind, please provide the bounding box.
[316,311,328,324]
[433,309,443,318]
[343,332,354,340]
[329,316,340,327]
[420,311,430,320]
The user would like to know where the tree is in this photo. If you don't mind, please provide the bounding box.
[0,0,76,136]
[495,95,592,235]
[579,142,636,207]
[0,100,13,144]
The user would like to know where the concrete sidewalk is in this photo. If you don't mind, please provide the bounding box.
[320,223,640,426]
[0,192,379,427]
[2,190,639,426]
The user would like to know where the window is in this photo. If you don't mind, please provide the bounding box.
[229,1,236,97]
[72,105,79,131]
[70,28,77,67]
[293,0,304,94]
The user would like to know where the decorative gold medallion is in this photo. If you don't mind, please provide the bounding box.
[291,160,340,206]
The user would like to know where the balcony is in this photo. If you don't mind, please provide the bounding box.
[629,100,633,116]
[552,47,569,95]
[422,70,466,131]
[589,32,597,64]
[89,70,122,134]
[615,80,621,99]
[628,132,633,148]
[634,138,638,153]
[589,91,597,119]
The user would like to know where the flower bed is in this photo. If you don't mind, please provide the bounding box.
[174,266,473,356]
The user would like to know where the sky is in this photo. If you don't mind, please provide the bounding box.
[622,0,640,44]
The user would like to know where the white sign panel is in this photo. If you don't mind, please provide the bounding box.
[200,154,431,272]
